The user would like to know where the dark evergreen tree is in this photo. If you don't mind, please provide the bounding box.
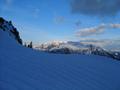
[0,17,4,24]
[28,41,33,48]
[9,21,12,25]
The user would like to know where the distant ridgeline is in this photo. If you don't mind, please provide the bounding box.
[0,17,22,45]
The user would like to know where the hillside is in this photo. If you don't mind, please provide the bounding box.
[0,18,120,90]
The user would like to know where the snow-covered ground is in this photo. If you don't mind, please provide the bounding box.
[1,20,120,90]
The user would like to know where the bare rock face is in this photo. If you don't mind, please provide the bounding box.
[0,17,22,45]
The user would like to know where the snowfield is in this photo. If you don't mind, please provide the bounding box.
[1,24,120,90]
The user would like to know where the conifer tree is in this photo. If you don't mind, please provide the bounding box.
[28,41,33,48]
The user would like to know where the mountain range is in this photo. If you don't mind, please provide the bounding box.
[34,40,120,60]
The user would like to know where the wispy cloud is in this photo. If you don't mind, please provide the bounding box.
[76,23,120,37]
[33,8,40,18]
[2,0,13,11]
[5,0,13,6]
[54,16,65,24]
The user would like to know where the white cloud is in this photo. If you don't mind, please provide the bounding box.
[109,24,120,28]
[76,24,105,37]
[76,23,120,37]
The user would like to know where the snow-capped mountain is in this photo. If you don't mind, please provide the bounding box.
[80,39,120,51]
[1,17,120,90]
[34,41,120,60]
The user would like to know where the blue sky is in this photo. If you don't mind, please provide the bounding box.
[0,0,120,43]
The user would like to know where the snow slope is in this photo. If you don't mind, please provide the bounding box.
[1,27,120,90]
